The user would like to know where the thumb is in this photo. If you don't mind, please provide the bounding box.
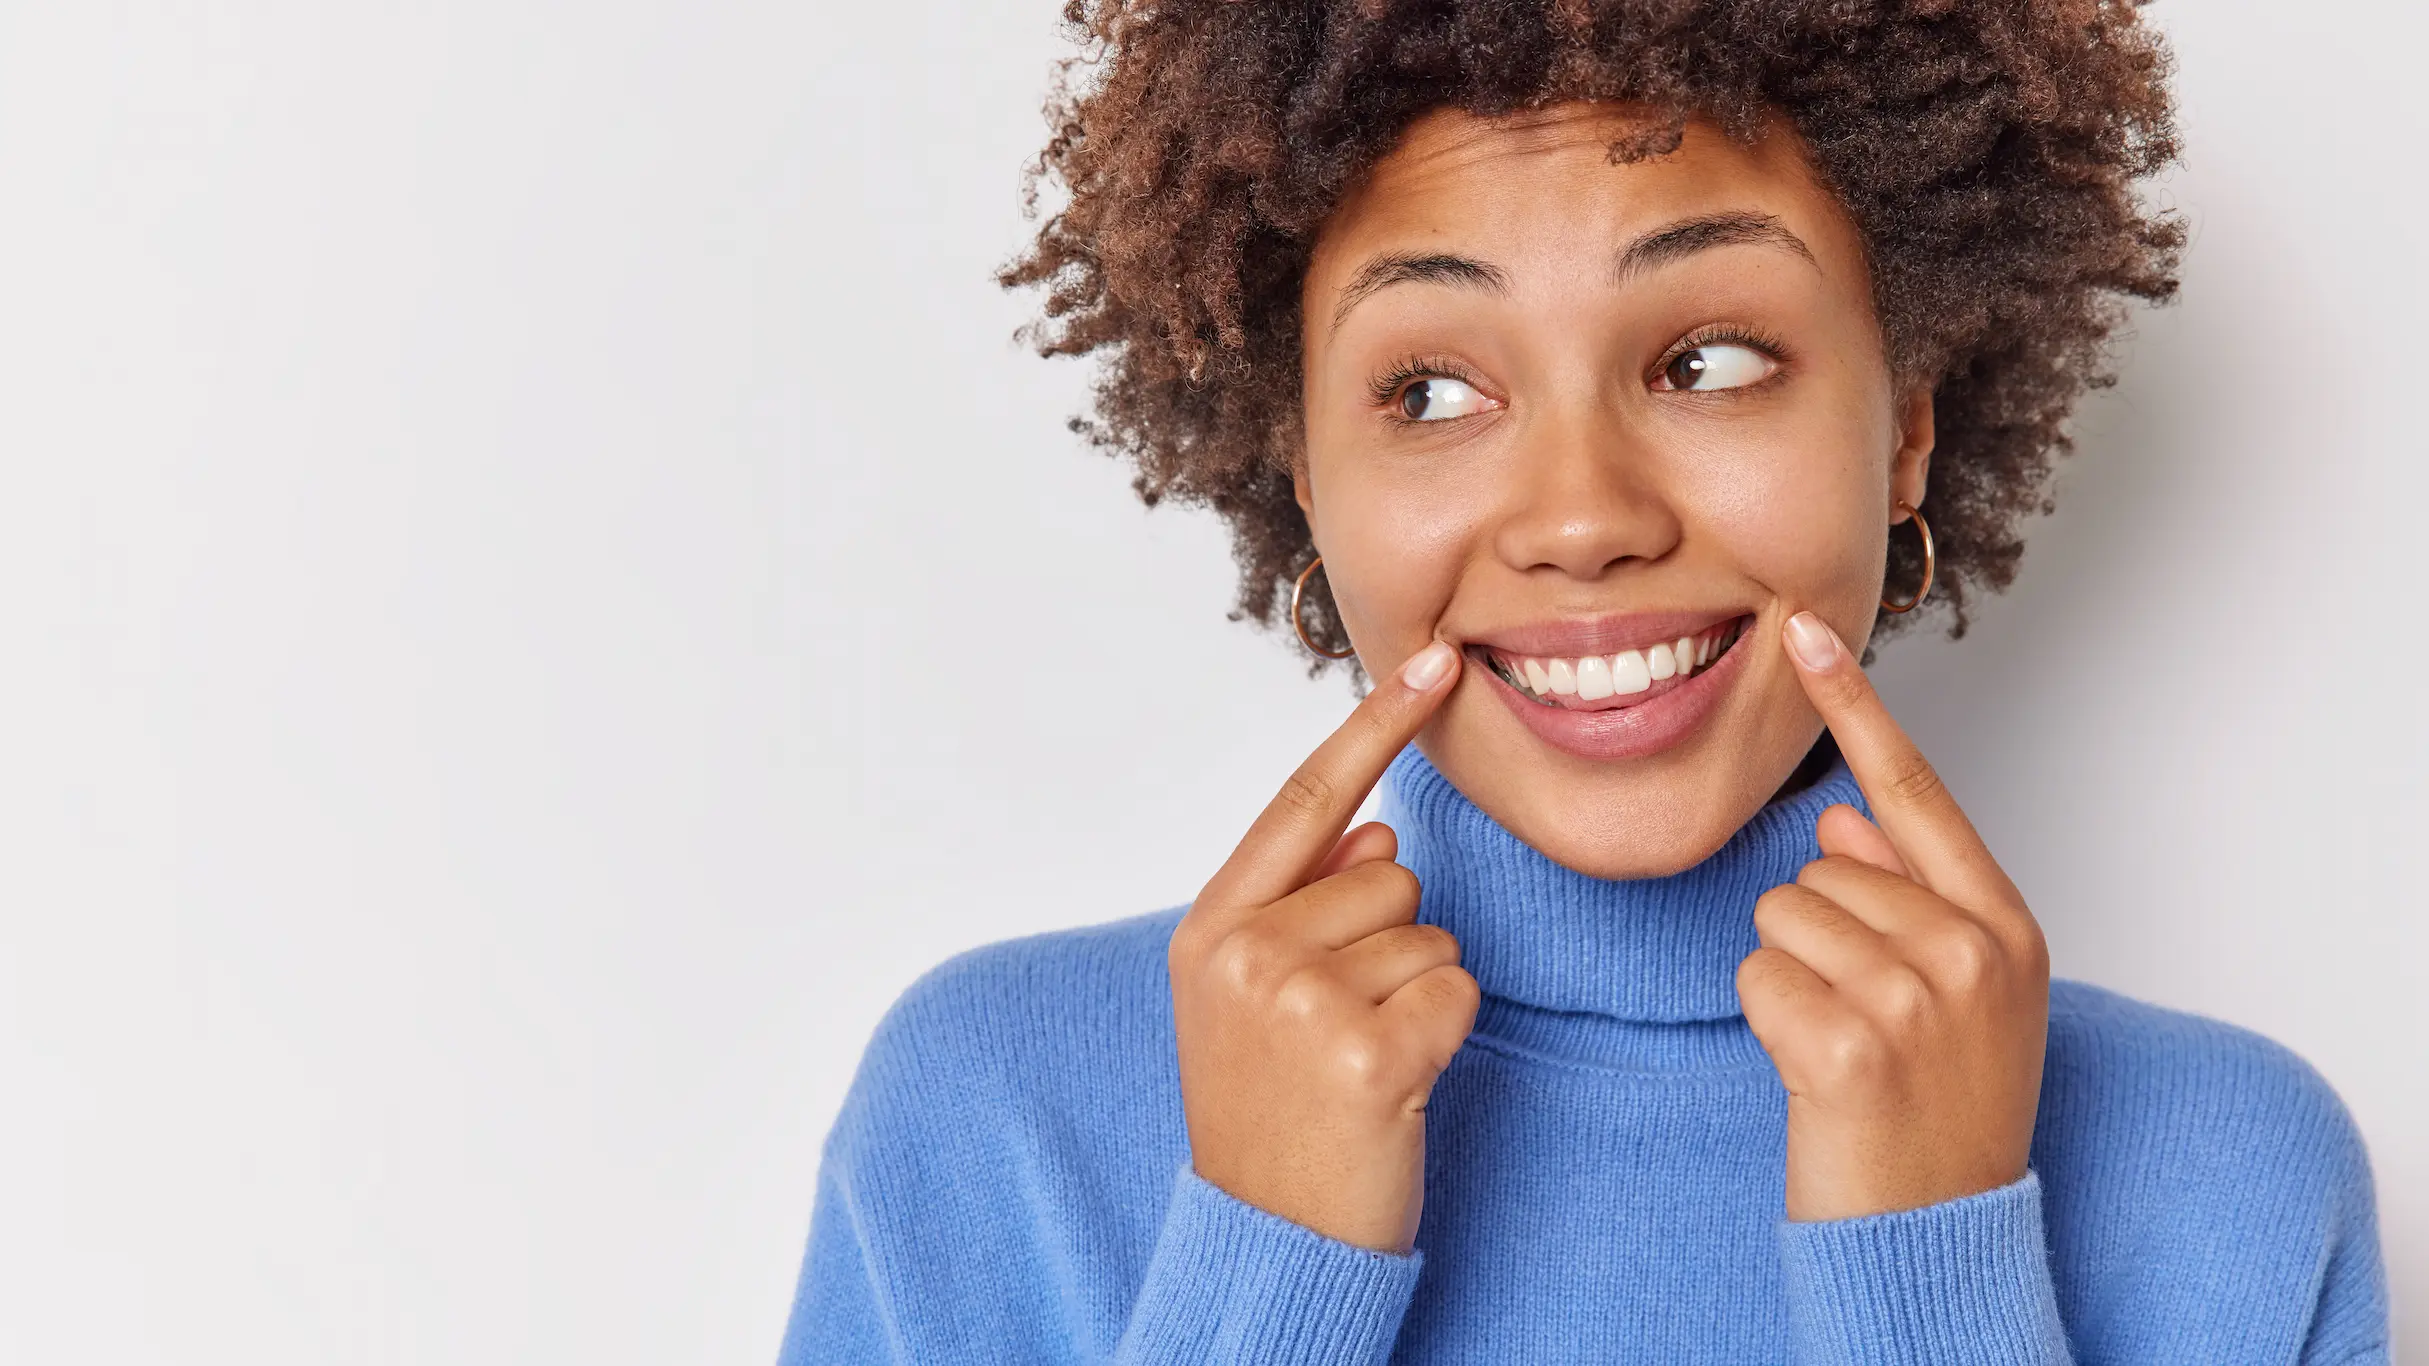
[1816,803,1909,878]
[1311,820,1399,882]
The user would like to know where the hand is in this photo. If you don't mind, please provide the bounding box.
[1739,611,2051,1222]
[1168,639,1478,1255]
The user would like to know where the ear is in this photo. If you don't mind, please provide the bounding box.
[1292,460,1315,520]
[1890,387,1935,517]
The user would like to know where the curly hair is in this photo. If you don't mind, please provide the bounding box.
[1000,0,2182,661]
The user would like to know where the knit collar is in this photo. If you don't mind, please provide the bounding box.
[1380,746,1864,1024]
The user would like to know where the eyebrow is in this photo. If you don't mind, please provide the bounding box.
[1329,252,1509,332]
[1614,211,1817,284]
[1326,210,1817,333]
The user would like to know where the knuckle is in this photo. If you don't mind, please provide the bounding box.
[1816,1020,1892,1089]
[1271,965,1338,1024]
[1882,752,1948,808]
[1930,920,2000,990]
[1323,1026,1392,1091]
[1866,963,1933,1026]
[1993,907,2050,977]
[1358,858,1421,907]
[2017,921,2051,978]
[1373,921,1455,965]
[1276,766,1337,822]
[1414,922,1461,962]
[1167,916,1206,970]
[1751,885,1804,934]
[1736,947,1801,1008]
[1210,922,1292,995]
[1828,682,1880,723]
[1419,964,1481,1016]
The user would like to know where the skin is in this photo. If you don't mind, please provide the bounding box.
[1167,103,2050,1254]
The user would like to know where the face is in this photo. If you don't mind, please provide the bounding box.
[1297,102,1933,879]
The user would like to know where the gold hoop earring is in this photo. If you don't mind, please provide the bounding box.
[1290,557,1356,659]
[1879,501,1935,614]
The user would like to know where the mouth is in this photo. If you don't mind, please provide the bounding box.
[1460,611,1757,762]
[1466,615,1750,711]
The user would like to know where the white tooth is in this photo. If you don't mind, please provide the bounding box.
[1547,657,1578,695]
[1574,654,1615,700]
[1697,633,1714,665]
[1611,649,1652,694]
[1677,636,1698,674]
[1647,642,1676,680]
[1522,658,1551,694]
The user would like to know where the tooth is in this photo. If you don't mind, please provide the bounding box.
[1522,658,1551,694]
[1677,636,1698,674]
[1574,654,1615,700]
[1611,649,1651,694]
[1647,642,1676,680]
[1547,657,1578,695]
[1698,633,1714,665]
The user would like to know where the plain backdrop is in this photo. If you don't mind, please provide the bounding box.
[0,1,2419,1361]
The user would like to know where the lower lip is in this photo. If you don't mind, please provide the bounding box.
[1472,625,1753,761]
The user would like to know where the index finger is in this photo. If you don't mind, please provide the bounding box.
[1194,638,1461,916]
[1780,611,2020,908]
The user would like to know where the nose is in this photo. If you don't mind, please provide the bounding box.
[1490,405,1682,582]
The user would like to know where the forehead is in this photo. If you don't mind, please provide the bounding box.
[1308,102,1862,296]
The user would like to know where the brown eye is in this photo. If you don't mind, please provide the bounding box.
[1396,376,1492,421]
[1659,344,1773,392]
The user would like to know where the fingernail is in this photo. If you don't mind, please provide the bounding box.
[1783,612,1842,671]
[1400,640,1457,691]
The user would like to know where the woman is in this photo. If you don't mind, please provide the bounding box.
[781,1,2387,1361]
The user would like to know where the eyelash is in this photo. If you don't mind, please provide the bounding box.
[1651,325,1793,389]
[1367,325,1792,424]
[1368,353,1487,422]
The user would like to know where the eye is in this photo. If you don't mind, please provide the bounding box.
[1396,376,1495,422]
[1658,343,1775,393]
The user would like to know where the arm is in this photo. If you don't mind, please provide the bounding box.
[1114,1164,1421,1366]
[1753,613,2070,1363]
[2297,1125,2390,1366]
[1778,1170,2070,1366]
[776,1162,900,1365]
[1119,636,1458,1363]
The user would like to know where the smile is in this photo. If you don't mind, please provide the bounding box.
[1461,611,1757,762]
[1468,616,1749,711]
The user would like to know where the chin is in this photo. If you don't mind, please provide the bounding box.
[1415,646,1814,882]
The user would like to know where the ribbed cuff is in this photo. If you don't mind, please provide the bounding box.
[1114,1164,1420,1366]
[1779,1170,2072,1366]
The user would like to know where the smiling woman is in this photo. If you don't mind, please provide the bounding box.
[776,2,2388,1363]
[1292,107,1931,876]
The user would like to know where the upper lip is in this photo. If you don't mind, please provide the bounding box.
[1461,609,1754,659]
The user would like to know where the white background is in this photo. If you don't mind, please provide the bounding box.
[0,1,2417,1361]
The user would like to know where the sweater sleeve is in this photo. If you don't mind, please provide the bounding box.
[775,1161,901,1365]
[1777,1169,2071,1366]
[2296,1105,2391,1366]
[1114,1163,1421,1366]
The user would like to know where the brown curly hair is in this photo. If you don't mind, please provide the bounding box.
[1000,0,2182,661]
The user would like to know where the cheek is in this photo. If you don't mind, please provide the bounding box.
[1301,444,1489,651]
[1675,414,1885,615]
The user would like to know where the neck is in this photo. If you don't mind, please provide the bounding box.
[1380,747,1864,1025]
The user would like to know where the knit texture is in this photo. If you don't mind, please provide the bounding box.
[779,749,2388,1364]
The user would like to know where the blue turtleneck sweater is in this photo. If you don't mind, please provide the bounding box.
[779,751,2388,1364]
